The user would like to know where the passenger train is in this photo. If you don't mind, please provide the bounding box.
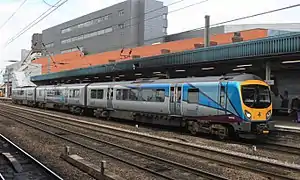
[11,73,275,139]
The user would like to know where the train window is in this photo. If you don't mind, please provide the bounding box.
[69,89,80,98]
[74,89,80,98]
[96,89,104,99]
[39,90,42,96]
[20,90,24,95]
[122,89,129,100]
[140,89,165,102]
[116,89,122,100]
[90,89,103,99]
[188,88,199,104]
[91,90,97,99]
[140,89,154,101]
[129,89,139,101]
[116,89,138,101]
[55,90,61,96]
[155,89,165,102]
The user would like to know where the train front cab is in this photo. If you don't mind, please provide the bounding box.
[237,80,275,139]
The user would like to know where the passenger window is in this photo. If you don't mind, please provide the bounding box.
[75,89,80,98]
[97,89,103,99]
[155,89,165,102]
[129,89,139,101]
[122,89,129,100]
[91,90,97,99]
[188,88,199,104]
[116,89,122,100]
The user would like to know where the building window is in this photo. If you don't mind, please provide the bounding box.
[45,43,54,48]
[61,14,111,34]
[163,27,167,33]
[60,26,113,45]
[163,14,167,19]
[61,46,83,54]
[118,24,124,29]
[118,9,124,16]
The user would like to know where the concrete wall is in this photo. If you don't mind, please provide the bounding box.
[142,0,168,45]
[42,0,167,55]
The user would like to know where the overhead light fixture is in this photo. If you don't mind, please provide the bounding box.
[135,73,142,76]
[105,76,111,78]
[119,74,125,77]
[233,67,246,71]
[175,69,185,72]
[153,71,161,74]
[76,79,80,80]
[94,77,99,79]
[201,67,214,71]
[281,60,300,64]
[84,77,89,79]
[236,64,252,68]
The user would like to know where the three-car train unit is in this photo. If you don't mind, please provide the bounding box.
[11,73,275,139]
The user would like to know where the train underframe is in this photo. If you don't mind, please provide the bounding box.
[93,108,275,139]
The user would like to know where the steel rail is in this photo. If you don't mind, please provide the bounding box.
[0,134,63,180]
[0,109,226,180]
[0,106,298,180]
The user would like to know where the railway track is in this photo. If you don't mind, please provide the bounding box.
[0,104,300,179]
[0,133,62,180]
[0,106,226,180]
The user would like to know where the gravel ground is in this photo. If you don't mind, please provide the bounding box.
[6,103,300,165]
[0,117,94,180]
[8,110,284,180]
[0,112,166,180]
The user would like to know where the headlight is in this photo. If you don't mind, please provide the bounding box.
[266,110,272,120]
[245,110,252,120]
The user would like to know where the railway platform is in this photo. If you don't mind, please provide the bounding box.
[274,116,300,132]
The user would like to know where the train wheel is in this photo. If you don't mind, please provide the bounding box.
[188,121,199,135]
[216,126,228,140]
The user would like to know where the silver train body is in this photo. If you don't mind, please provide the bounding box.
[11,74,275,139]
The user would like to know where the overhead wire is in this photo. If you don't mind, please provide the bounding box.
[4,0,68,47]
[0,0,28,31]
[42,0,58,7]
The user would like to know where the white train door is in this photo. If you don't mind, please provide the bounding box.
[169,84,182,115]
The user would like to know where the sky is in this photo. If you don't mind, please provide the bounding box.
[0,0,299,69]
